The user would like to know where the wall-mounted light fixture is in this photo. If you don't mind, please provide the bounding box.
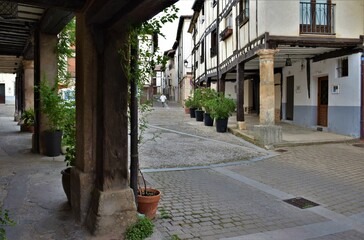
[184,59,188,68]
[285,55,292,66]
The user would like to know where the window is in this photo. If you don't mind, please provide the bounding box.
[210,29,217,57]
[337,57,348,77]
[239,0,249,26]
[220,12,233,41]
[226,11,233,28]
[300,0,334,34]
[200,40,205,63]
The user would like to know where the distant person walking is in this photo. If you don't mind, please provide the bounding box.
[160,94,167,107]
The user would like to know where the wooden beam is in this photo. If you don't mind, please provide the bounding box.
[87,0,178,29]
[40,8,74,34]
[312,47,363,62]
[4,0,85,11]
[268,35,363,48]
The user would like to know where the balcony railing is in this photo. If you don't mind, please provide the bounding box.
[300,2,335,34]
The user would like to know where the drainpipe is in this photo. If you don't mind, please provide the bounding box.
[256,0,258,37]
[216,1,220,92]
[361,54,364,139]
[130,36,139,203]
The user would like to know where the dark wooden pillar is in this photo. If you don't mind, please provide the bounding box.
[218,73,226,93]
[72,13,137,238]
[237,62,246,129]
[71,12,97,224]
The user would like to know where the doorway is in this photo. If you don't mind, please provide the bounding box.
[286,76,294,120]
[317,76,328,126]
[0,84,5,104]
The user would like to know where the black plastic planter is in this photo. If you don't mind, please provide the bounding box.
[42,130,63,157]
[204,113,214,126]
[195,110,204,122]
[216,118,228,133]
[189,108,197,118]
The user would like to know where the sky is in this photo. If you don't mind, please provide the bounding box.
[157,0,195,53]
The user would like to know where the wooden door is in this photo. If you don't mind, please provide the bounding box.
[286,76,294,120]
[0,84,5,104]
[317,76,328,126]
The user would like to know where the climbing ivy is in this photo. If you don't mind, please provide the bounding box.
[123,4,179,144]
[57,17,76,87]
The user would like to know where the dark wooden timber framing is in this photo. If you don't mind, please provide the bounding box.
[196,30,363,84]
[4,0,85,10]
[237,62,244,122]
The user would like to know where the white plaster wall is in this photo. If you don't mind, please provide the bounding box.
[259,1,299,36]
[0,73,15,96]
[334,0,364,38]
[282,53,362,107]
[225,81,237,100]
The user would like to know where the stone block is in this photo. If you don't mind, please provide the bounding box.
[253,125,282,145]
[70,167,95,223]
[85,188,138,237]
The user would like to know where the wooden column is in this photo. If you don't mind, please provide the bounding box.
[256,49,279,125]
[71,12,97,224]
[22,60,34,111]
[38,33,58,154]
[236,62,246,129]
[72,14,137,238]
[218,73,226,93]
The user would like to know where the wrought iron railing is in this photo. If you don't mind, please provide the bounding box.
[300,2,335,34]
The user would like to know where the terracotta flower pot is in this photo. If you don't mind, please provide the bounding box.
[137,188,161,220]
[184,107,190,114]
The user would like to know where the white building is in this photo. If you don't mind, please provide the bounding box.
[188,0,364,138]
[0,73,15,104]
[174,15,193,104]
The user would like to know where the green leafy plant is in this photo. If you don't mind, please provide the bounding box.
[200,88,218,113]
[20,108,35,126]
[207,93,236,120]
[57,18,75,87]
[193,88,204,110]
[171,235,181,240]
[125,217,154,240]
[62,100,76,166]
[184,96,198,109]
[159,207,171,219]
[37,79,66,132]
[0,208,15,240]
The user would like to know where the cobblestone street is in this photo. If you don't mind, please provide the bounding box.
[1,102,364,239]
[144,103,364,240]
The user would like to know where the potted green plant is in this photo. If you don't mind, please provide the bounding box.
[137,169,161,220]
[200,88,217,126]
[208,93,236,133]
[184,96,198,118]
[193,88,205,122]
[38,80,66,157]
[61,100,76,205]
[20,108,35,133]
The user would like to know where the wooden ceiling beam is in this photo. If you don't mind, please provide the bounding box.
[4,0,85,11]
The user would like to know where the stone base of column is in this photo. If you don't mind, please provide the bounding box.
[71,167,95,223]
[253,125,282,146]
[237,121,247,130]
[85,188,138,237]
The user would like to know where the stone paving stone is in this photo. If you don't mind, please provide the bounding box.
[307,230,364,240]
[150,169,325,239]
[227,143,364,217]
